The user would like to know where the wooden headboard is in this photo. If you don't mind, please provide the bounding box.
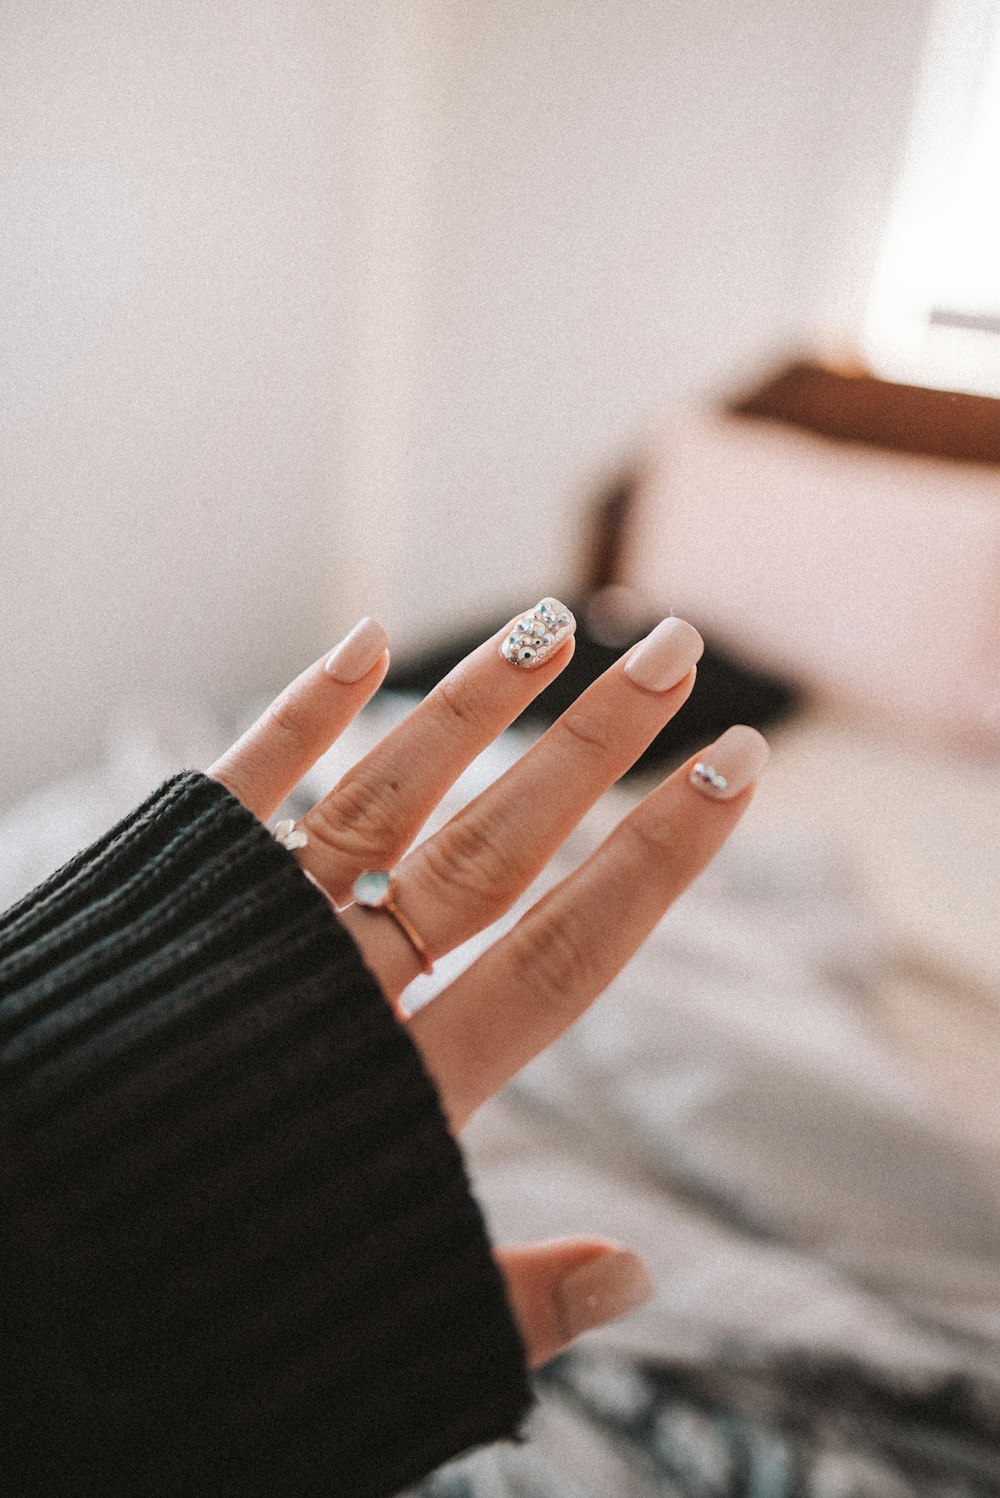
[728,359,1000,465]
[580,360,1000,595]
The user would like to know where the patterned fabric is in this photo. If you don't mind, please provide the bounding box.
[411,1347,1000,1496]
[7,699,991,1495]
[383,716,1000,1498]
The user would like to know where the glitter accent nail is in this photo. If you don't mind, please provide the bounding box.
[688,725,769,800]
[500,598,576,669]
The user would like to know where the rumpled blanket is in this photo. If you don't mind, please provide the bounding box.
[380,711,1000,1496]
[3,694,998,1494]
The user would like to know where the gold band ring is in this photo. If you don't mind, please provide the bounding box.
[351,870,433,976]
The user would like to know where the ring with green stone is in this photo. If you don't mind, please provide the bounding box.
[352,870,433,975]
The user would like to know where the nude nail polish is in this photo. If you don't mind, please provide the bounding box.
[624,617,704,693]
[500,598,576,669]
[689,724,770,800]
[555,1250,655,1340]
[324,617,390,683]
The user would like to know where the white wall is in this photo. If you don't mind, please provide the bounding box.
[0,0,358,805]
[1,0,932,806]
[384,0,935,646]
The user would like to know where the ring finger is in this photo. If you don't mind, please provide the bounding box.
[411,722,770,1131]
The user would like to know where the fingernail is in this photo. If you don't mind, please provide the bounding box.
[689,724,770,800]
[624,616,704,693]
[555,1250,655,1340]
[324,617,390,683]
[500,598,576,669]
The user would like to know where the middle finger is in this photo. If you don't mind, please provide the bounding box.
[340,616,704,997]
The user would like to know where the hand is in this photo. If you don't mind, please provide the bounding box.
[209,603,768,1368]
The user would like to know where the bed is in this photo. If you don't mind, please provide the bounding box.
[2,363,999,1495]
[404,363,1000,1494]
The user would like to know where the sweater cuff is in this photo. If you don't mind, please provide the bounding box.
[0,771,533,1497]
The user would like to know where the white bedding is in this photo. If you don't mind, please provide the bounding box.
[741,704,1000,1155]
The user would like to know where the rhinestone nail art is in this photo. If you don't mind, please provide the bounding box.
[500,598,576,669]
[688,726,770,800]
[690,762,728,793]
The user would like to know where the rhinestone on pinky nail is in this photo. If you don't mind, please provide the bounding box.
[500,598,576,669]
[690,762,728,792]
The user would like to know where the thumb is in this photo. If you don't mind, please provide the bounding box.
[495,1238,654,1370]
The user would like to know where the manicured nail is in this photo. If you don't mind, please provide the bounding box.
[624,616,704,693]
[500,598,576,669]
[324,617,390,683]
[689,724,769,800]
[555,1250,655,1340]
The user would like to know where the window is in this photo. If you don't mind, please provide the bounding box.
[864,0,1000,394]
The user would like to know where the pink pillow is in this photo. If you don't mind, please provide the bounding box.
[621,408,1000,744]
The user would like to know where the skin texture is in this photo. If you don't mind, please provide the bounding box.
[209,610,766,1368]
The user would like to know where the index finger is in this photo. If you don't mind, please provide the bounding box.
[409,725,769,1131]
[209,617,390,821]
[296,600,576,905]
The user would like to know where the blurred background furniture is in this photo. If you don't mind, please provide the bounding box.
[617,359,1000,1148]
[395,354,1000,1180]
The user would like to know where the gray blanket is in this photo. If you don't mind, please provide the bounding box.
[392,722,1000,1495]
[3,695,997,1493]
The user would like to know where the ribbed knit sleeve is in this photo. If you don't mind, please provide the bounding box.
[0,771,533,1497]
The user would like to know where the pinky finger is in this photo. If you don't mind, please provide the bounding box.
[209,617,390,822]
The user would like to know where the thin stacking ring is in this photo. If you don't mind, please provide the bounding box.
[351,870,434,976]
[274,822,433,978]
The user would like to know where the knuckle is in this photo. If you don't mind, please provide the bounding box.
[430,672,490,739]
[306,771,404,870]
[262,690,306,748]
[419,813,516,908]
[555,703,614,759]
[509,910,590,1012]
[622,807,676,862]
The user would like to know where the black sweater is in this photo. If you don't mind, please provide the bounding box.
[0,771,533,1496]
